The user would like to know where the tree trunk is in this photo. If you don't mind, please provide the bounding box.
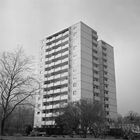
[0,118,5,136]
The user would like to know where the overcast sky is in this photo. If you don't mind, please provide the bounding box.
[0,0,140,116]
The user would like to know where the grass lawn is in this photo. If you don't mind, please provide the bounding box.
[0,136,124,140]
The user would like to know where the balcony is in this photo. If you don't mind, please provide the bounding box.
[62,57,68,63]
[49,62,55,67]
[50,56,55,61]
[53,96,60,101]
[46,105,53,109]
[55,34,61,40]
[47,76,52,81]
[52,112,59,117]
[56,40,61,45]
[54,81,61,86]
[63,31,69,36]
[45,121,55,125]
[46,51,49,55]
[60,102,67,108]
[53,104,60,109]
[62,50,69,56]
[61,80,68,85]
[50,76,54,80]
[48,83,53,88]
[55,53,61,59]
[47,90,53,95]
[43,98,47,102]
[62,65,68,70]
[49,69,54,73]
[46,39,49,43]
[61,95,68,100]
[55,47,61,52]
[61,72,68,77]
[47,97,53,102]
[54,74,61,79]
[42,106,47,110]
[43,84,47,88]
[55,60,61,65]
[54,89,61,93]
[61,87,68,92]
[54,67,61,72]
[42,113,51,118]
[62,44,69,50]
[50,49,55,54]
[62,37,69,42]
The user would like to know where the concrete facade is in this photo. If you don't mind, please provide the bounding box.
[34,22,117,128]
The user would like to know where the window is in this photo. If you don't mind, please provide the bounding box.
[104,90,108,94]
[94,70,98,74]
[93,78,98,81]
[104,84,108,88]
[93,85,99,89]
[103,65,107,69]
[104,77,108,81]
[93,49,97,54]
[94,64,98,67]
[103,59,107,63]
[104,97,109,101]
[104,71,108,75]
[93,56,98,60]
[102,52,107,57]
[105,104,109,108]
[106,111,109,115]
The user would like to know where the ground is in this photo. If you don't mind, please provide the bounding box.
[0,136,124,140]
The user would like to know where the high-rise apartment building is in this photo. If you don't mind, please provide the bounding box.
[34,22,117,128]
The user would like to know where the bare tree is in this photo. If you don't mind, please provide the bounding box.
[124,111,139,124]
[55,99,105,137]
[79,100,105,138]
[55,102,80,135]
[0,48,39,135]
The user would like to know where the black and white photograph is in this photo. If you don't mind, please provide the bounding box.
[0,0,140,140]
